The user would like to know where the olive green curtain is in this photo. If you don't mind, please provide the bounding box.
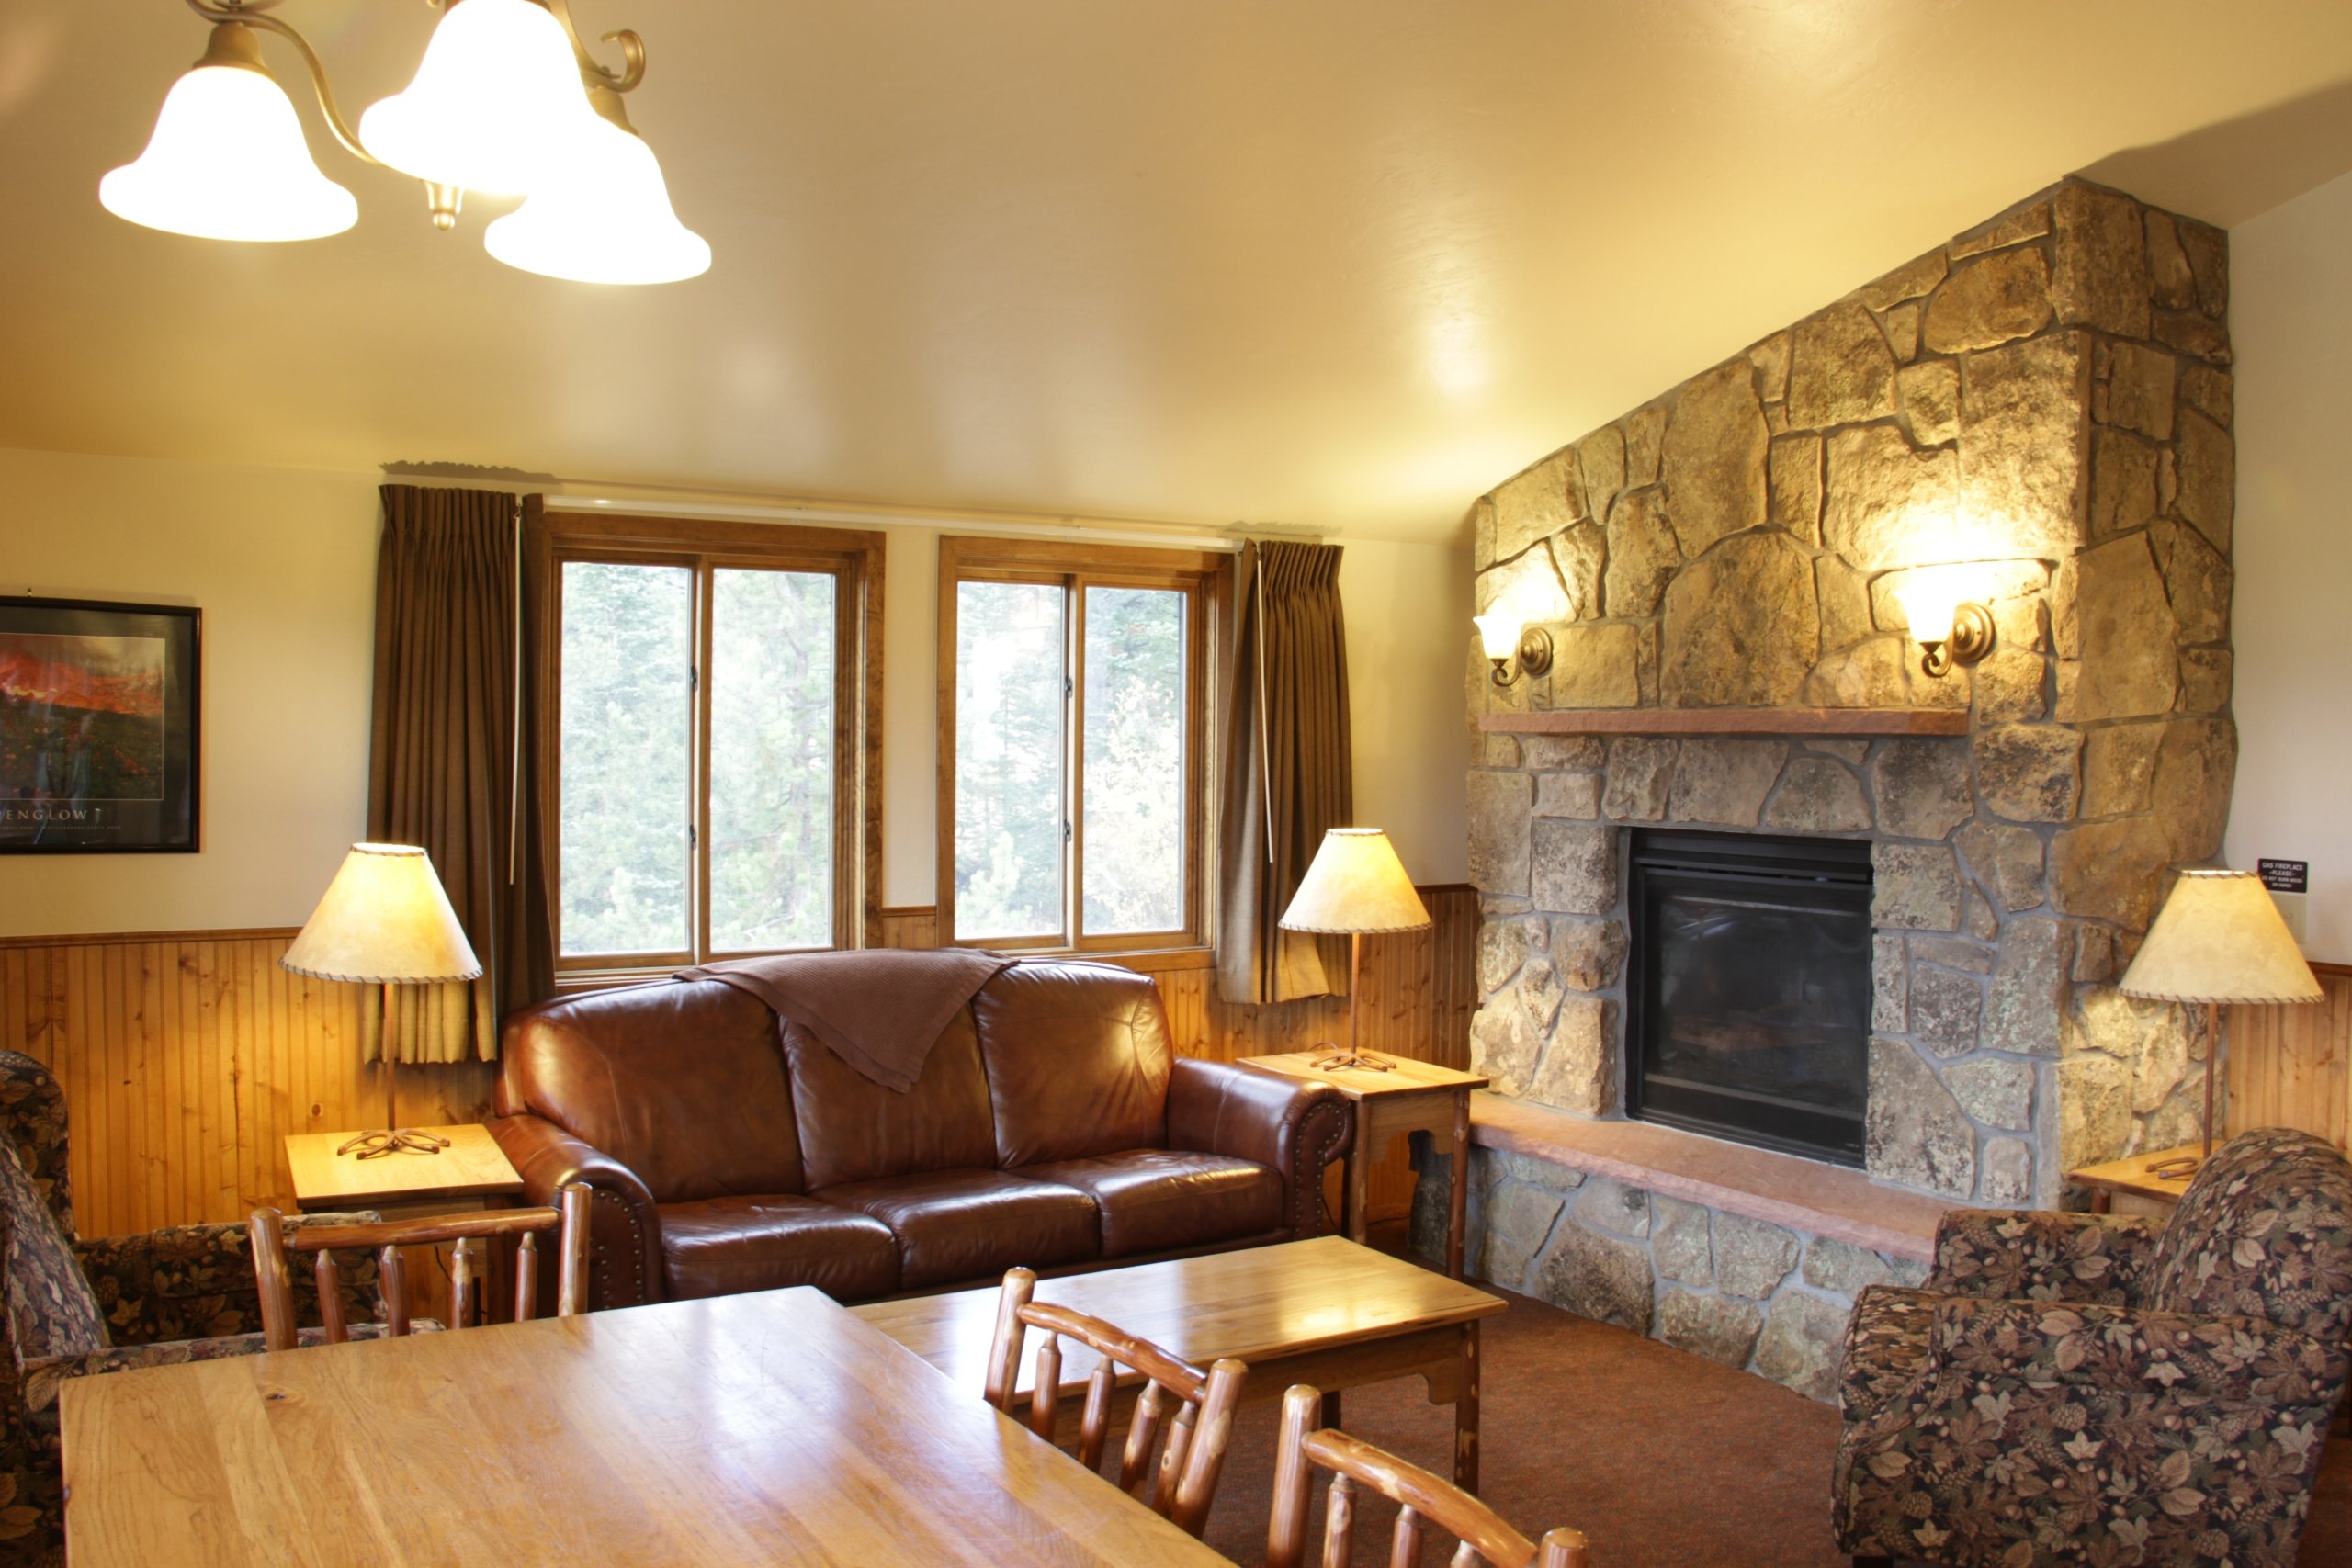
[361,484,554,1064]
[1216,540,1353,1006]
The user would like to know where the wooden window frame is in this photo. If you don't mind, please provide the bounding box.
[935,535,1229,956]
[532,510,886,985]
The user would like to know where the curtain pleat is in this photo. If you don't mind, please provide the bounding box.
[1215,540,1353,1005]
[361,484,553,1064]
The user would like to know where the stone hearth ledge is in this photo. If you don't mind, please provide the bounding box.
[1468,1092,1946,1262]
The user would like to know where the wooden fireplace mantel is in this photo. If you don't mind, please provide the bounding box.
[1477,707,1969,737]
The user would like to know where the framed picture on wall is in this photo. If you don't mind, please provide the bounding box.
[0,596,200,853]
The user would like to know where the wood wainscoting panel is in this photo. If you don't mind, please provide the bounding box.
[0,931,495,1240]
[2,891,1476,1238]
[2226,961,2351,1151]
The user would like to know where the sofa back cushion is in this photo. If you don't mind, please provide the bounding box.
[0,1051,75,1239]
[0,1139,106,1363]
[973,960,1172,1168]
[499,980,805,1202]
[787,1009,999,1190]
[2143,1126,2352,1340]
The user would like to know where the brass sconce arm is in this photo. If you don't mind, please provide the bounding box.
[1487,625,1554,689]
[543,0,648,93]
[181,0,383,166]
[1917,601,1996,679]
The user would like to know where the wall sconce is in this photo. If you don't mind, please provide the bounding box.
[1892,573,1995,679]
[1474,613,1554,689]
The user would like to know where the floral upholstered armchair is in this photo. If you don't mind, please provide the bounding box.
[0,1051,385,1565]
[1833,1126,2352,1568]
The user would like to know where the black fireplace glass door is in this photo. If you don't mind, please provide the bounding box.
[1628,834,1871,1165]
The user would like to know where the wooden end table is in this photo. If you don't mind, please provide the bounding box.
[854,1235,1505,1490]
[284,1122,526,1323]
[1238,1052,1487,1280]
[2066,1143,2200,1221]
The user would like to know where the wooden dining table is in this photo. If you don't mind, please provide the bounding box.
[61,1285,1235,1565]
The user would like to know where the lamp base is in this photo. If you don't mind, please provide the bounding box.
[1310,1049,1396,1073]
[2145,1152,2203,1181]
[335,1127,452,1161]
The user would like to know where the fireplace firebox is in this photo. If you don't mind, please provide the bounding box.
[1625,829,1872,1167]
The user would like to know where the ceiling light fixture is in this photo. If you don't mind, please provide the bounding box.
[101,0,709,285]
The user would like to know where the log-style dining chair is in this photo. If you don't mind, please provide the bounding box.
[983,1266,1247,1539]
[250,1182,592,1348]
[1269,1383,1589,1568]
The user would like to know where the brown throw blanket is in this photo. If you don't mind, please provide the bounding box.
[679,950,1014,1093]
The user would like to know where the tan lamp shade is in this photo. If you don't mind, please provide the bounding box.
[280,843,482,986]
[1280,829,1431,934]
[2119,869,2322,1006]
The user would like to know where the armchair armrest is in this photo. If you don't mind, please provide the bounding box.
[1167,1058,1352,1238]
[1927,1207,2161,1304]
[74,1213,380,1348]
[490,1113,663,1309]
[1926,1293,2351,1406]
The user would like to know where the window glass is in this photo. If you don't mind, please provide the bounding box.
[953,581,1066,940]
[709,568,837,952]
[559,560,693,956]
[1082,586,1185,934]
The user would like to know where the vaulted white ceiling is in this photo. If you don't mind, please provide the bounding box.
[6,1,2352,541]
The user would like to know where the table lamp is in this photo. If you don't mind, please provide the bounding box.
[281,842,482,1159]
[1279,828,1432,1072]
[2119,868,2322,1179]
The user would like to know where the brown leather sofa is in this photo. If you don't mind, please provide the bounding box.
[491,957,1353,1309]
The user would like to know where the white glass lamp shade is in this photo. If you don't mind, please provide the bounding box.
[1473,612,1522,660]
[484,116,711,284]
[358,0,600,195]
[99,26,356,243]
[1280,829,1432,935]
[1892,570,1963,646]
[2120,869,2322,1006]
[281,844,481,985]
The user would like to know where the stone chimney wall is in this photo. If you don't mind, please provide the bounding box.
[1465,178,2236,1205]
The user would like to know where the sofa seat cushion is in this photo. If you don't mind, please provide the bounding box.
[813,1169,1099,1291]
[1837,1285,1934,1426]
[1015,1150,1283,1258]
[659,1196,900,1303]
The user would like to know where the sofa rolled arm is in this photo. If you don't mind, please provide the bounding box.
[491,1113,664,1310]
[1167,1057,1352,1238]
[1925,1293,2351,1406]
[1927,1207,2162,1304]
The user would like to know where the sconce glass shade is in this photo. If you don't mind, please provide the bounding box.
[484,108,711,284]
[358,0,601,196]
[99,24,357,243]
[1892,571,1963,646]
[1473,612,1523,660]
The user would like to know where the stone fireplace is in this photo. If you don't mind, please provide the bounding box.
[1439,177,2238,1397]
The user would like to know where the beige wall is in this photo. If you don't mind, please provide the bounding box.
[2225,169,2352,964]
[0,448,1472,936]
[0,447,380,937]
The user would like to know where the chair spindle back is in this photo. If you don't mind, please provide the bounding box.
[983,1266,1246,1538]
[1268,1383,1589,1568]
[253,1182,590,1351]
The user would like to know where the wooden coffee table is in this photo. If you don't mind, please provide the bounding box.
[854,1235,1506,1490]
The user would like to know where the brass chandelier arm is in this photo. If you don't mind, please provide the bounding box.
[181,0,385,166]
[542,0,647,93]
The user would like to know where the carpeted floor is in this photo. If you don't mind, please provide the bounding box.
[1186,1283,2352,1567]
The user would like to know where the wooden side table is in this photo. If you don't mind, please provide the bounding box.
[1238,1053,1488,1280]
[2066,1144,2200,1221]
[284,1123,526,1324]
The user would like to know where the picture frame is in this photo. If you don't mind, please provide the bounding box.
[0,595,200,853]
